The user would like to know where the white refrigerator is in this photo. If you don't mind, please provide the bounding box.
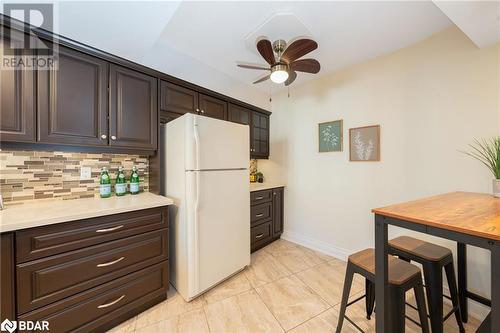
[164,113,250,301]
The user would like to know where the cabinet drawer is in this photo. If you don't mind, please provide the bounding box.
[16,207,167,263]
[251,221,272,251]
[18,261,168,333]
[17,229,168,314]
[251,202,272,225]
[250,190,272,205]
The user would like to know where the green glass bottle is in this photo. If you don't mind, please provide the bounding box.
[115,166,127,196]
[99,167,111,198]
[130,166,140,195]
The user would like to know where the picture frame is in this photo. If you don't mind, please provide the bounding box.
[349,125,380,161]
[318,119,343,152]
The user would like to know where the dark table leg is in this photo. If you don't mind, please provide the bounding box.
[491,243,500,333]
[375,214,389,333]
[457,242,468,323]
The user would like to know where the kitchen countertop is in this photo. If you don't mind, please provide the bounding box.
[0,192,174,233]
[250,182,286,192]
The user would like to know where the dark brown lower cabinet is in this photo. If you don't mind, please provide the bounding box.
[1,206,169,332]
[250,187,284,252]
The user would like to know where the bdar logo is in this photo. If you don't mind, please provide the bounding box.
[0,319,17,333]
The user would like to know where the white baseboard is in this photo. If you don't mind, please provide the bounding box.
[282,230,490,321]
[281,229,350,261]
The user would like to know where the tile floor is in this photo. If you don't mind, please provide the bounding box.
[107,239,481,333]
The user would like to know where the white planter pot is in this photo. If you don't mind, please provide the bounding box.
[493,179,500,198]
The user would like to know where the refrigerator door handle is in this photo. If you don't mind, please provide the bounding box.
[193,172,200,293]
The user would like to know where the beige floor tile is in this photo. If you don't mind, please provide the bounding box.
[135,288,206,330]
[105,316,136,333]
[202,271,252,304]
[244,250,292,288]
[204,290,284,333]
[296,262,365,306]
[268,246,325,274]
[255,275,329,330]
[262,239,298,255]
[135,309,209,333]
[289,307,358,333]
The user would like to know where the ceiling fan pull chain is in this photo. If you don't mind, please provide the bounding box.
[288,86,290,98]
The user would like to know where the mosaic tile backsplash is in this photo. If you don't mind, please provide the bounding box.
[0,150,149,206]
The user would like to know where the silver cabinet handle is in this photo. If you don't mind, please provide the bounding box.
[201,110,205,114]
[101,134,107,139]
[255,196,264,200]
[97,257,125,267]
[256,213,264,217]
[96,225,123,233]
[255,233,264,239]
[111,135,117,140]
[196,108,200,113]
[97,295,125,309]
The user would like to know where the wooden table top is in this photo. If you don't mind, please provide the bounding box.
[372,192,500,241]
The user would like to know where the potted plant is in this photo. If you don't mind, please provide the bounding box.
[464,137,500,197]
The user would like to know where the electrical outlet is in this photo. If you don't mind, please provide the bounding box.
[80,166,92,180]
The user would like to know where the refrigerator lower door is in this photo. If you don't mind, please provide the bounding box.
[186,169,250,298]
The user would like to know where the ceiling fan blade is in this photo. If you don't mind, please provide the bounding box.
[256,39,276,65]
[237,62,270,71]
[290,59,320,74]
[281,39,318,63]
[285,71,297,86]
[253,73,271,84]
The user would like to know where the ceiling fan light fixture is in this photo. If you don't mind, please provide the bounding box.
[270,64,289,84]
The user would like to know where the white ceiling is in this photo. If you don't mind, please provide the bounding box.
[5,1,488,108]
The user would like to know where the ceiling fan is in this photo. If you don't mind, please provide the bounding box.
[237,37,320,86]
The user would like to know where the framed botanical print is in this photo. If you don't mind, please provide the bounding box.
[349,125,380,161]
[319,120,343,152]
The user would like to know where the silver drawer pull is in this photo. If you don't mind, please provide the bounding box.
[96,225,124,233]
[255,196,264,200]
[97,295,125,309]
[97,256,125,267]
[255,233,264,239]
[256,213,264,217]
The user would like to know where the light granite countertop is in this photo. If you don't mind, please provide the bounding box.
[0,192,173,233]
[250,182,286,192]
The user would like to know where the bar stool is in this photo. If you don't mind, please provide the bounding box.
[389,236,465,333]
[336,248,430,333]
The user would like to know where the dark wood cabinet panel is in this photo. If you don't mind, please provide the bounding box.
[109,65,158,150]
[272,188,284,236]
[160,81,198,115]
[251,111,269,159]
[1,233,15,321]
[250,189,272,205]
[0,29,36,142]
[251,221,272,252]
[199,93,227,120]
[228,103,251,125]
[19,261,168,333]
[37,45,108,146]
[250,202,272,226]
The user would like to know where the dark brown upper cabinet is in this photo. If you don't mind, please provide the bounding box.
[0,28,36,142]
[228,103,251,125]
[198,93,227,120]
[251,111,269,159]
[109,64,158,150]
[272,188,284,236]
[160,81,198,115]
[37,45,108,146]
[160,81,227,121]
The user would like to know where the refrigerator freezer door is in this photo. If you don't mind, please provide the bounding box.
[185,114,249,171]
[186,169,250,297]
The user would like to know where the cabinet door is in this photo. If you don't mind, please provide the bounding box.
[160,81,198,115]
[228,103,251,125]
[251,111,269,159]
[109,65,158,150]
[199,94,227,120]
[1,233,15,322]
[0,29,36,142]
[38,45,108,145]
[272,188,284,236]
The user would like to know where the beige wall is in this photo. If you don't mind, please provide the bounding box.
[259,26,499,318]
